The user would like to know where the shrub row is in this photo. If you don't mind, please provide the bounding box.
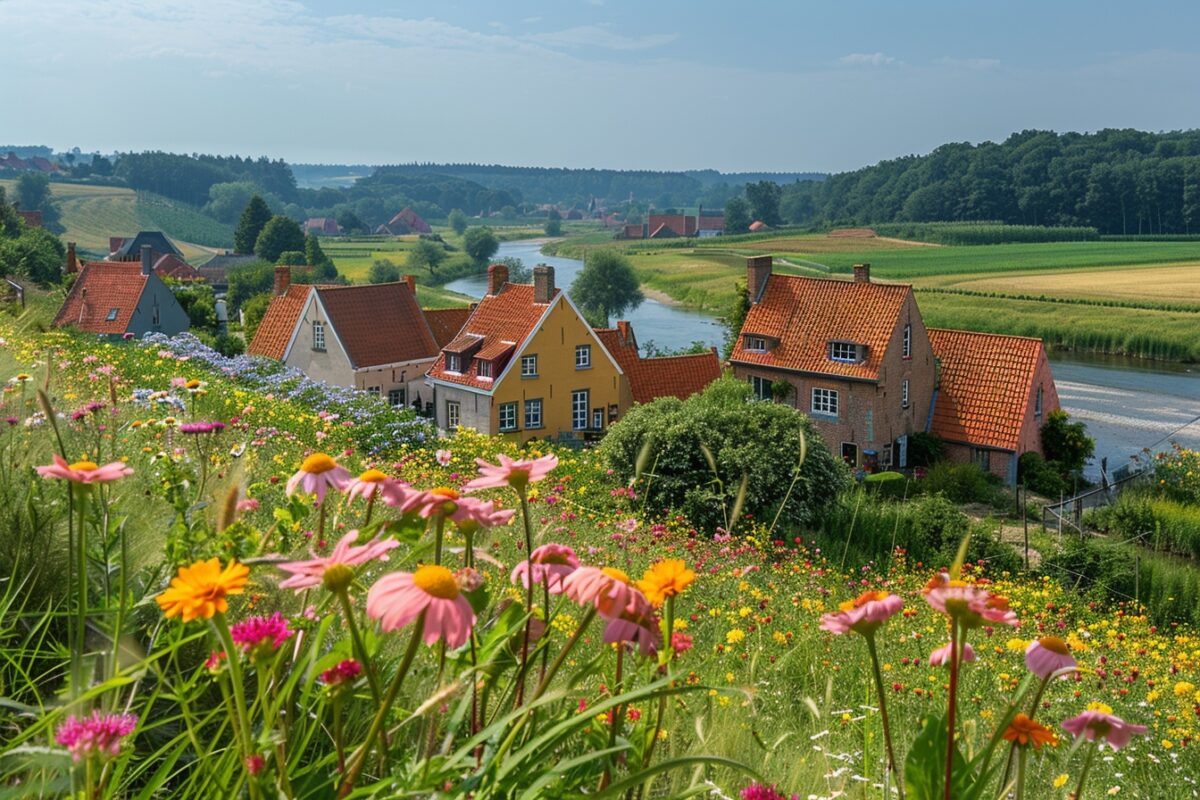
[872,221,1100,245]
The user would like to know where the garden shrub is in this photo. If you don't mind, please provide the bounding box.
[1018,451,1067,498]
[1152,444,1200,505]
[863,471,909,500]
[919,461,1007,506]
[600,376,849,530]
[905,431,944,468]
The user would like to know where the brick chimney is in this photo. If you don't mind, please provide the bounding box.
[616,320,633,347]
[65,242,77,274]
[853,263,871,283]
[746,255,772,303]
[487,262,508,295]
[533,264,555,304]
[273,265,291,296]
[404,274,416,294]
[141,244,153,276]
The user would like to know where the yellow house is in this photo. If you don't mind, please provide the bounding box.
[425,263,631,443]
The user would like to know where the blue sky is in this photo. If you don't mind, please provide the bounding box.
[3,0,1200,172]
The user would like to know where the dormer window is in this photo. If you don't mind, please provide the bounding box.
[829,341,862,363]
[446,353,461,373]
[745,335,768,352]
[106,308,119,322]
[477,359,492,379]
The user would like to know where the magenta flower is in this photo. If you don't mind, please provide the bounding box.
[36,454,133,484]
[464,453,558,491]
[179,421,225,434]
[366,565,476,649]
[230,612,294,654]
[511,543,580,594]
[1061,704,1148,750]
[401,487,514,529]
[562,566,640,618]
[277,530,399,592]
[320,659,363,686]
[929,641,976,666]
[819,591,903,636]
[923,580,1019,628]
[1025,636,1076,679]
[285,453,351,504]
[436,449,452,466]
[55,711,138,762]
[741,783,798,800]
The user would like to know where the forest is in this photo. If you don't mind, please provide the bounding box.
[779,128,1200,234]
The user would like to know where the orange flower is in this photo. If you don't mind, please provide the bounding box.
[637,559,696,607]
[156,558,250,622]
[1002,713,1057,749]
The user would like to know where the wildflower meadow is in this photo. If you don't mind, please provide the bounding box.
[0,314,1197,799]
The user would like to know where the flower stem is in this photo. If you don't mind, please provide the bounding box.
[211,614,261,800]
[434,515,446,565]
[73,485,90,702]
[1073,745,1096,800]
[944,620,960,800]
[336,590,383,706]
[865,634,904,800]
[600,646,625,790]
[515,486,534,707]
[1015,746,1028,800]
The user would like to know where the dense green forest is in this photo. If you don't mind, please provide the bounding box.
[779,128,1200,234]
[114,152,298,206]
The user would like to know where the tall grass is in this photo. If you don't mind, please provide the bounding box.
[874,221,1100,245]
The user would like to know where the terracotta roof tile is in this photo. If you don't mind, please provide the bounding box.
[52,262,150,334]
[730,274,911,381]
[246,285,309,360]
[595,323,722,404]
[153,254,201,281]
[427,283,558,391]
[928,328,1046,452]
[315,282,439,368]
[423,307,472,348]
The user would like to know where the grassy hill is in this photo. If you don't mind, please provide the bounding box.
[0,180,233,260]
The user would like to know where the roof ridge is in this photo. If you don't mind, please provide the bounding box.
[773,272,914,290]
[928,327,1047,344]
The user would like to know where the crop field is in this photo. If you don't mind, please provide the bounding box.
[321,237,423,280]
[944,262,1200,305]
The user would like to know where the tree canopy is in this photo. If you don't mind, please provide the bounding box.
[723,196,751,235]
[368,260,402,284]
[462,227,499,264]
[14,172,61,231]
[447,209,468,235]
[569,249,644,327]
[407,240,447,275]
[235,196,273,254]
[254,215,306,263]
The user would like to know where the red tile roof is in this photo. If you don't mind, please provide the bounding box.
[423,307,472,348]
[730,274,911,381]
[16,210,42,228]
[427,283,558,391]
[52,262,149,334]
[928,328,1047,452]
[246,285,310,360]
[316,282,439,367]
[153,254,201,282]
[595,322,722,403]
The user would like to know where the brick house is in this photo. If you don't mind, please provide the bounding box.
[53,245,190,338]
[729,257,936,471]
[425,263,631,442]
[247,267,441,410]
[304,217,341,236]
[927,329,1060,484]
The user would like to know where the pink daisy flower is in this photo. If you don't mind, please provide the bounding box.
[562,565,641,618]
[277,530,398,592]
[1025,636,1076,679]
[366,565,476,648]
[36,454,133,484]
[344,468,395,503]
[285,453,351,504]
[511,543,580,594]
[819,591,903,636]
[923,579,1019,628]
[436,449,453,466]
[464,453,558,491]
[1061,704,1148,750]
[230,612,294,654]
[55,711,138,762]
[929,641,976,666]
[602,592,661,657]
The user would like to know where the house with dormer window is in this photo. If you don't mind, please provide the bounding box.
[52,245,189,338]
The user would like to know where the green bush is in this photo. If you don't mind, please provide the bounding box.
[906,432,944,468]
[600,376,850,530]
[812,491,982,569]
[918,462,1007,506]
[872,221,1099,245]
[863,471,910,500]
[1018,451,1067,497]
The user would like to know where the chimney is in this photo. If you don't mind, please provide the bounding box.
[486,262,508,295]
[616,320,635,348]
[273,265,291,296]
[141,244,153,276]
[746,255,773,304]
[853,263,871,283]
[404,274,416,294]
[533,264,554,304]
[66,242,77,274]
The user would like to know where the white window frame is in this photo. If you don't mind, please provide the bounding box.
[477,359,492,379]
[811,387,839,417]
[829,341,859,363]
[446,400,460,429]
[749,375,772,401]
[367,385,381,398]
[524,398,543,429]
[575,344,591,369]
[592,409,603,430]
[388,388,406,407]
[312,320,326,351]
[745,335,767,352]
[106,308,119,321]
[901,379,910,409]
[902,323,912,359]
[521,354,538,377]
[446,353,461,373]
[572,390,589,430]
[499,402,517,432]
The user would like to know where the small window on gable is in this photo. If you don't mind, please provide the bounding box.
[1035,386,1044,418]
[575,344,591,369]
[477,359,492,379]
[745,335,768,352]
[902,324,912,359]
[105,308,119,322]
[312,320,326,351]
[829,341,860,363]
[446,353,461,373]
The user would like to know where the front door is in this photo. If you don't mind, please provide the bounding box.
[841,442,859,467]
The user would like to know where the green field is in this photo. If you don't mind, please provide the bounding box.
[0,180,232,259]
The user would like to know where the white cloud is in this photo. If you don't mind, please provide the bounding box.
[839,52,900,67]
[529,24,677,51]
[938,56,1001,70]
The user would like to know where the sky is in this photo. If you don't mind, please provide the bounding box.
[4,0,1200,173]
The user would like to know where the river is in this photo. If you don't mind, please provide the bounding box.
[448,241,1200,476]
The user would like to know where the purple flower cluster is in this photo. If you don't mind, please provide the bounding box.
[55,711,138,762]
[178,421,226,435]
[740,784,798,800]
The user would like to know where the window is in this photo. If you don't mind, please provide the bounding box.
[901,379,910,409]
[521,354,538,377]
[499,402,517,432]
[446,353,461,373]
[152,301,160,326]
[902,324,912,359]
[592,409,603,430]
[575,344,591,369]
[972,448,991,472]
[312,321,326,351]
[367,386,381,398]
[524,399,543,429]
[882,444,894,468]
[388,389,406,407]
[1035,386,1044,418]
[745,335,768,352]
[572,390,589,430]
[811,387,839,416]
[477,359,492,379]
[106,308,119,321]
[446,401,460,429]
[829,341,859,363]
[750,375,773,401]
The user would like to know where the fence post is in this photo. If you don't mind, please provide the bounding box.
[1022,485,1029,571]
